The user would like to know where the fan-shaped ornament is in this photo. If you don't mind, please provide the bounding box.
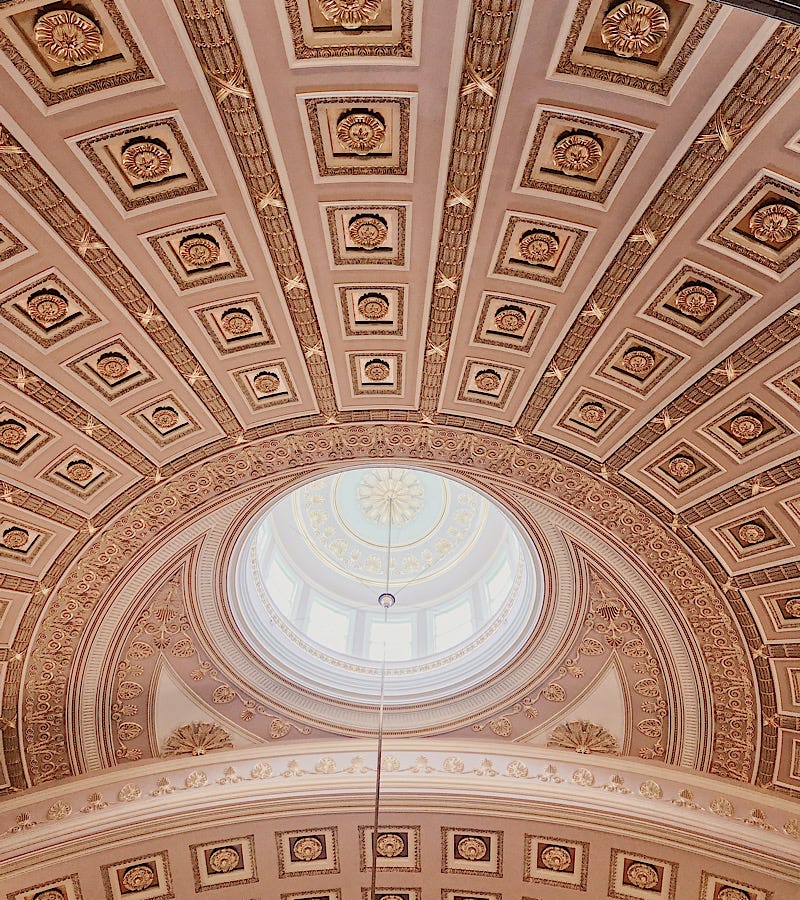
[318,0,383,30]
[33,9,104,66]
[162,722,234,757]
[336,111,386,154]
[552,133,603,175]
[548,720,619,754]
[600,1,670,59]
[749,202,800,244]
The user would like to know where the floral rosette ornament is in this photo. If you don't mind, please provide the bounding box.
[318,0,383,30]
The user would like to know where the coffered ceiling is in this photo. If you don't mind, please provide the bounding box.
[1,0,800,897]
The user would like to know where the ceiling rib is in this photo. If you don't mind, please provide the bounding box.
[173,0,338,419]
[514,23,800,436]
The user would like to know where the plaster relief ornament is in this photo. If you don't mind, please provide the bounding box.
[121,866,155,892]
[33,9,104,66]
[552,132,603,175]
[540,845,572,871]
[96,352,130,381]
[494,305,526,332]
[675,283,718,318]
[27,289,68,326]
[749,202,800,244]
[717,890,750,900]
[738,522,766,545]
[293,836,324,861]
[358,292,390,320]
[120,139,173,182]
[375,833,405,857]
[221,307,253,335]
[730,413,763,442]
[179,233,220,270]
[625,862,660,889]
[578,402,607,426]
[162,722,234,756]
[33,891,64,900]
[456,836,488,860]
[318,0,383,30]
[358,468,424,525]
[548,720,619,754]
[66,459,94,483]
[600,1,670,59]
[364,358,391,382]
[519,229,559,264]
[667,455,696,480]
[208,847,241,873]
[785,598,800,617]
[622,347,656,376]
[253,371,280,395]
[151,406,179,430]
[336,110,386,154]
[2,527,29,550]
[0,420,27,448]
[474,369,502,392]
[348,214,389,248]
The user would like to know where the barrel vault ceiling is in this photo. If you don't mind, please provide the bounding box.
[2,0,800,897]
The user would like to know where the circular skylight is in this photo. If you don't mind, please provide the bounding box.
[232,466,542,706]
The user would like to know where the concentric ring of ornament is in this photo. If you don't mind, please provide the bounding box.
[33,9,104,66]
[2,527,29,550]
[0,420,27,448]
[179,234,220,269]
[749,202,800,244]
[667,455,695,480]
[221,308,253,335]
[27,290,68,326]
[717,890,750,900]
[120,139,173,182]
[738,523,766,545]
[357,292,390,320]
[208,847,241,873]
[552,132,603,175]
[622,347,656,376]
[318,0,383,30]
[494,305,526,333]
[151,406,179,430]
[375,833,405,857]
[785,598,800,618]
[348,214,389,249]
[336,110,386,154]
[364,359,391,382]
[96,352,130,381]
[292,836,324,861]
[675,283,717,318]
[456,837,488,860]
[66,460,94,483]
[518,230,559,264]
[253,371,280,395]
[474,369,501,392]
[729,413,763,442]
[33,891,64,900]
[625,862,660,889]
[121,865,155,892]
[600,1,670,59]
[540,845,572,871]
[578,402,607,426]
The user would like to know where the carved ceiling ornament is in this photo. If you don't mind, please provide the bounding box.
[675,283,718,318]
[348,214,389,248]
[2,526,29,550]
[0,420,27,448]
[96,352,130,381]
[27,290,68,326]
[293,836,324,860]
[208,846,241,872]
[600,1,670,59]
[120,138,173,182]
[717,890,750,900]
[548,720,619,754]
[179,234,221,270]
[474,369,502,392]
[364,358,391,382]
[33,9,104,67]
[749,201,800,244]
[729,413,763,442]
[162,722,234,757]
[738,523,766,545]
[494,305,527,333]
[253,371,280,395]
[220,307,253,335]
[456,836,487,860]
[318,0,383,30]
[66,460,94,483]
[336,110,386,154]
[16,424,758,789]
[375,833,405,857]
[518,229,559,264]
[578,402,607,425]
[785,598,800,618]
[625,862,660,889]
[552,132,603,175]
[540,845,572,871]
[357,292,390,320]
[622,347,656,376]
[121,864,155,892]
[667,455,695,480]
[151,406,180,430]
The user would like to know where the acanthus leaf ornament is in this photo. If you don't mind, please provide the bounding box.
[749,202,800,244]
[348,214,389,248]
[179,234,220,270]
[336,110,386,154]
[518,229,559,264]
[27,290,68,326]
[552,132,603,175]
[494,305,526,333]
[318,0,383,30]
[548,720,619,754]
[357,292,390,320]
[33,9,104,67]
[600,1,670,59]
[675,283,718,318]
[120,139,173,183]
[162,722,233,757]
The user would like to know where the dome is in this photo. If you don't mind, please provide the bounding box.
[231,466,541,705]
